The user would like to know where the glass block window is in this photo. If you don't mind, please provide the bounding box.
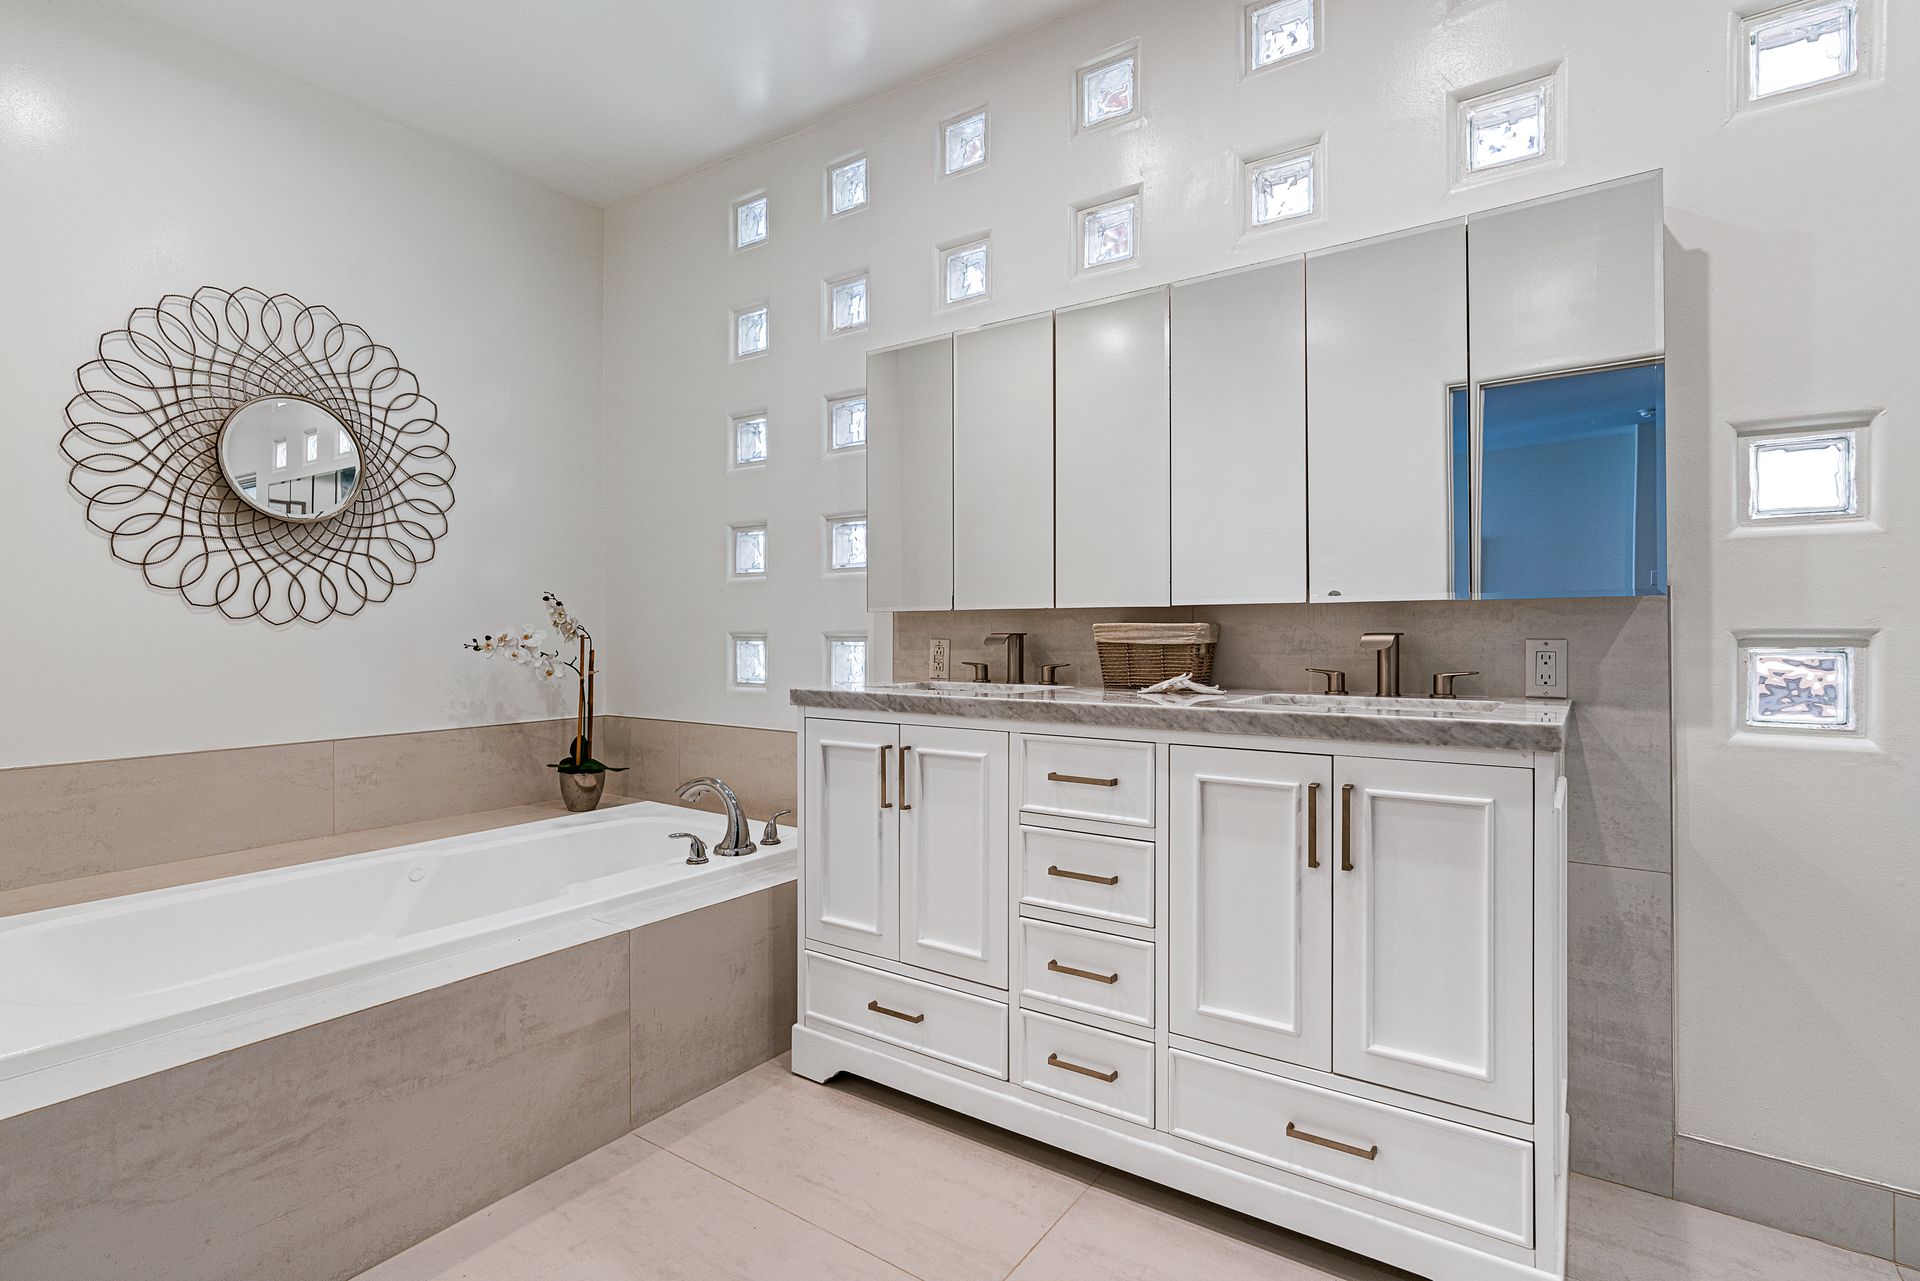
[731,524,766,577]
[337,428,353,456]
[944,110,987,175]
[828,515,868,571]
[1744,0,1858,100]
[303,428,319,463]
[1249,0,1315,70]
[1461,79,1551,176]
[732,414,768,468]
[273,438,288,470]
[829,156,869,215]
[732,635,768,688]
[1248,151,1315,227]
[829,394,867,451]
[943,240,989,305]
[829,275,868,334]
[1080,196,1138,269]
[734,305,768,358]
[1749,431,1856,519]
[1744,646,1855,730]
[1080,54,1136,129]
[733,195,768,249]
[828,636,869,689]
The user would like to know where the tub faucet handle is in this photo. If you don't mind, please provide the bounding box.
[668,832,709,866]
[761,810,794,845]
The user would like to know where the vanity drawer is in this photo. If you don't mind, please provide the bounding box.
[1019,734,1155,828]
[1017,1009,1154,1126]
[1018,825,1155,927]
[1018,919,1155,1028]
[804,952,1008,1079]
[1166,1049,1534,1247]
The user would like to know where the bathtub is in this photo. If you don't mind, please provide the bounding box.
[0,801,797,1119]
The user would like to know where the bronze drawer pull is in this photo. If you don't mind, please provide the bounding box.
[866,1000,924,1025]
[1046,1052,1119,1083]
[1286,1121,1378,1161]
[899,745,912,812]
[879,745,892,810]
[1339,783,1354,872]
[1306,782,1321,870]
[1046,771,1119,787]
[1047,959,1120,985]
[1046,865,1120,886]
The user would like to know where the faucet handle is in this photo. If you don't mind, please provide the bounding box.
[1305,667,1348,694]
[961,660,991,682]
[1430,671,1480,699]
[668,832,709,865]
[760,809,794,845]
[1040,662,1072,686]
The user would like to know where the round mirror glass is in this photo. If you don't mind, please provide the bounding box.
[218,397,361,521]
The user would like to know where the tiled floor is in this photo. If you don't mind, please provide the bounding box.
[361,1056,1915,1281]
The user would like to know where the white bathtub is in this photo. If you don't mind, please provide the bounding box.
[0,801,796,1118]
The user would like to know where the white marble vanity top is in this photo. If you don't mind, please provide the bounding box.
[792,683,1569,752]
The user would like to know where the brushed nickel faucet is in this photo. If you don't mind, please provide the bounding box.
[1305,667,1349,694]
[1360,633,1404,697]
[674,777,756,857]
[986,632,1027,684]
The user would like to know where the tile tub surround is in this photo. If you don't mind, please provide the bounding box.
[601,714,798,822]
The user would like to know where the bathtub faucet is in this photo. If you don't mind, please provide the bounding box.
[674,777,758,858]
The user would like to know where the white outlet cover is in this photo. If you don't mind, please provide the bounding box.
[1526,638,1569,699]
[929,638,950,681]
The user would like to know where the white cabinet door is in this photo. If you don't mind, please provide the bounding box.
[1171,259,1306,605]
[899,724,1010,987]
[1054,289,1171,608]
[803,719,899,959]
[1306,223,1464,603]
[867,337,954,611]
[1333,756,1534,1120]
[1170,746,1334,1070]
[955,314,1053,610]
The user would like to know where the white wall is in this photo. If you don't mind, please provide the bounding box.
[601,0,1919,1190]
[0,0,606,768]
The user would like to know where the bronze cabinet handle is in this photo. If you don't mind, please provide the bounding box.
[1340,783,1354,872]
[1047,959,1120,985]
[1046,1052,1119,1083]
[867,999,924,1024]
[879,745,892,810]
[1286,1121,1378,1161]
[899,745,912,811]
[1046,771,1119,787]
[1306,782,1321,870]
[1046,865,1120,886]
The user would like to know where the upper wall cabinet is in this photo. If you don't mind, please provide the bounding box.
[868,336,955,612]
[1055,290,1172,609]
[1172,261,1307,606]
[955,314,1054,610]
[1307,223,1465,603]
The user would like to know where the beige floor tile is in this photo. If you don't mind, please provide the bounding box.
[1569,1173,1902,1281]
[359,1134,912,1280]
[640,1058,1097,1281]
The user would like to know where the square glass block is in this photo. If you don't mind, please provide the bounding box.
[303,430,319,463]
[1745,647,1855,730]
[733,636,767,687]
[733,415,768,467]
[944,243,989,303]
[1082,199,1137,268]
[1081,55,1136,128]
[1749,432,1855,518]
[732,526,766,576]
[944,111,987,174]
[1250,0,1314,70]
[829,395,867,450]
[829,637,868,689]
[1747,0,1857,99]
[734,196,768,248]
[828,516,868,570]
[1250,153,1314,225]
[336,428,353,456]
[830,157,869,215]
[1465,83,1548,172]
[830,276,868,333]
[735,306,768,357]
[273,438,288,469]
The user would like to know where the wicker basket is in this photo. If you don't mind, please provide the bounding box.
[1093,623,1219,690]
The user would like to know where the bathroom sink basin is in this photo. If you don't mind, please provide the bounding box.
[1226,692,1506,713]
[874,681,1058,695]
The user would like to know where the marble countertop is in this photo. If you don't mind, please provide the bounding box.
[791,683,1568,753]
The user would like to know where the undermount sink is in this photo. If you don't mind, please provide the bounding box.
[1226,692,1506,713]
[875,681,1058,694]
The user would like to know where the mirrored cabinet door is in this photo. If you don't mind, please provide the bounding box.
[1171,259,1307,606]
[867,336,956,612]
[955,313,1054,610]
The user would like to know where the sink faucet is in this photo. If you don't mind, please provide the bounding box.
[674,777,757,857]
[1360,633,1403,697]
[985,632,1027,684]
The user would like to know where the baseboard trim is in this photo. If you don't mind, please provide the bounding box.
[1673,1133,1900,1260]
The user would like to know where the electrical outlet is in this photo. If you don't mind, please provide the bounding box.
[1526,639,1569,699]
[929,638,950,681]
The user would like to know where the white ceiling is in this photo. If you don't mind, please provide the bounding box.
[109,0,1101,206]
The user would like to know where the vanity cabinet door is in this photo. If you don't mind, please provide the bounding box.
[898,725,1010,988]
[803,719,900,960]
[867,337,954,612]
[1169,746,1334,1071]
[1054,289,1171,608]
[955,314,1054,610]
[1332,756,1534,1121]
